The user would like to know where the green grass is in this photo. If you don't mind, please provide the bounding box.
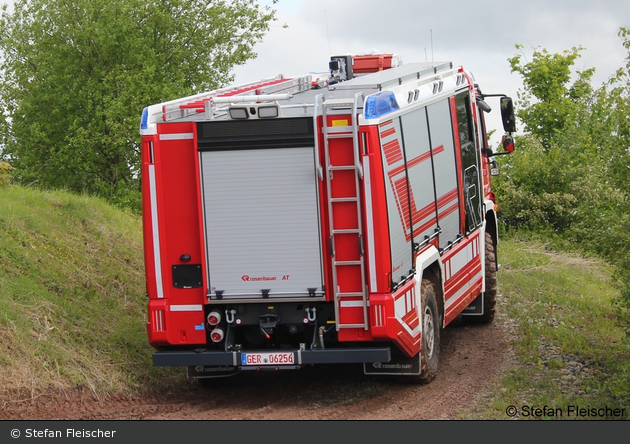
[0,185,181,398]
[461,237,630,420]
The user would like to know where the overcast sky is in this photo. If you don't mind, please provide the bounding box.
[232,0,630,142]
[2,0,627,145]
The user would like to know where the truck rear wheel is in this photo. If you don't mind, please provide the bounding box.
[479,232,497,323]
[418,279,440,383]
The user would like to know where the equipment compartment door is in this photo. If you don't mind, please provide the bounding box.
[199,145,324,300]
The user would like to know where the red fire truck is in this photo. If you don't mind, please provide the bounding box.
[139,53,516,383]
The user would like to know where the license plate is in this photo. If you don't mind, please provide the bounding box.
[241,351,295,366]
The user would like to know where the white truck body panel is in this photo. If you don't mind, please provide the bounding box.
[200,146,324,300]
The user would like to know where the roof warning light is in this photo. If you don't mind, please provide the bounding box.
[364,91,399,119]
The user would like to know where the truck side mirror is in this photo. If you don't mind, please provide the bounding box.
[500,97,516,134]
[502,135,515,152]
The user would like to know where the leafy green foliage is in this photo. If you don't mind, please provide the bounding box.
[498,45,608,235]
[497,29,630,405]
[0,160,12,185]
[498,37,630,252]
[495,135,581,232]
[0,0,277,211]
[508,45,595,150]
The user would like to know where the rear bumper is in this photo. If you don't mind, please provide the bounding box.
[153,347,391,368]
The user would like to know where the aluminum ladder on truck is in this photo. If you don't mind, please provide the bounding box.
[320,93,368,331]
[161,74,313,122]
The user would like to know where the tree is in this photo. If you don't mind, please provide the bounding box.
[0,0,277,209]
[588,28,630,196]
[508,45,595,150]
[496,45,600,233]
[583,28,630,331]
[501,32,630,339]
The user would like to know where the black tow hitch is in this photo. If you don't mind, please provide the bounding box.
[259,313,278,339]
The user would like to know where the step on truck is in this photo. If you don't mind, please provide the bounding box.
[139,53,516,383]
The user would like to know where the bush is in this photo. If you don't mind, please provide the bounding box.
[0,161,13,186]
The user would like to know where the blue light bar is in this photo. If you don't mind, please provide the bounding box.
[364,91,400,119]
[140,107,149,130]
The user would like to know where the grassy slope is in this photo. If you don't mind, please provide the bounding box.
[1,185,628,417]
[0,185,180,398]
[462,237,629,419]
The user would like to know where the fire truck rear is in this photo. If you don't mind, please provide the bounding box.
[139,53,516,383]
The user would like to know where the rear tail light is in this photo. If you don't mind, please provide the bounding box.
[207,311,222,326]
[210,327,224,343]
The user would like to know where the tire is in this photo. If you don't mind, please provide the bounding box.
[418,279,440,384]
[480,231,497,323]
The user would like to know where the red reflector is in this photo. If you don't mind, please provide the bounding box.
[207,311,222,326]
[211,328,224,343]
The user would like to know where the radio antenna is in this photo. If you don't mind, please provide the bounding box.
[325,9,331,55]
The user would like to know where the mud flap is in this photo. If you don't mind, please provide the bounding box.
[363,353,420,376]
[461,293,484,316]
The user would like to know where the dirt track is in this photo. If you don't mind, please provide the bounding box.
[1,316,514,420]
